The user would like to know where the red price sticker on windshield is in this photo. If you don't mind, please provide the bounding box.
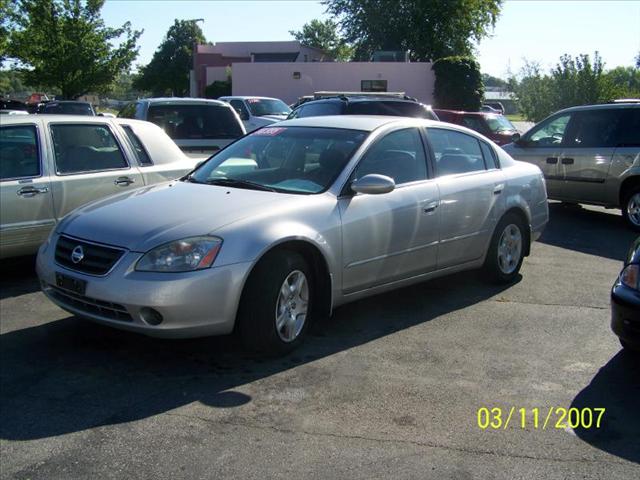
[252,127,286,136]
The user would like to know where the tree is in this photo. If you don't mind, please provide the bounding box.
[134,19,205,97]
[7,0,142,99]
[509,52,618,122]
[0,0,18,63]
[432,56,483,110]
[481,73,507,89]
[289,19,352,61]
[324,0,503,61]
[605,66,640,98]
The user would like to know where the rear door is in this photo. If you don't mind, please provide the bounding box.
[558,108,624,204]
[426,127,505,268]
[0,120,55,257]
[48,122,144,219]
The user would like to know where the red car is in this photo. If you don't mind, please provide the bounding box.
[433,109,518,146]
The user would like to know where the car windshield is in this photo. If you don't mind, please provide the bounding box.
[246,98,291,116]
[188,126,367,194]
[348,101,437,120]
[485,115,516,133]
[43,102,94,115]
[147,104,244,140]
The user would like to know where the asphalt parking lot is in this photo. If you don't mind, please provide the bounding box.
[1,202,638,479]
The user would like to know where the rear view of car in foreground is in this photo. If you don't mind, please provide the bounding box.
[611,237,640,353]
[36,116,548,355]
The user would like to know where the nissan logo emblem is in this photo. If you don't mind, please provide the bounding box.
[71,245,84,264]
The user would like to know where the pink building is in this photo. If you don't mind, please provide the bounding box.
[192,41,332,97]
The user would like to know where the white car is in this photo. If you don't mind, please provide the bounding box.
[0,115,199,259]
[219,96,291,132]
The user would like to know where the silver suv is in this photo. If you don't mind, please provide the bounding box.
[503,102,640,230]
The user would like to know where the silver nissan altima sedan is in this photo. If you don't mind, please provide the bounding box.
[37,116,549,355]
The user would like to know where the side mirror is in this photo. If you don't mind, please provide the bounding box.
[351,174,395,195]
[511,132,521,143]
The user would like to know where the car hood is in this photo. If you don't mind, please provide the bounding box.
[58,181,293,252]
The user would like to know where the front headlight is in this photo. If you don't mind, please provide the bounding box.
[136,236,223,272]
[620,264,639,291]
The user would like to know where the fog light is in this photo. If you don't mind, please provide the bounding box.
[140,307,163,326]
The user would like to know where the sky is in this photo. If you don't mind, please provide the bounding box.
[101,0,640,78]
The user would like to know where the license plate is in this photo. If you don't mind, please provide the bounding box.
[55,272,87,295]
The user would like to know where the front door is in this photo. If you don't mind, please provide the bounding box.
[339,128,440,293]
[507,112,573,199]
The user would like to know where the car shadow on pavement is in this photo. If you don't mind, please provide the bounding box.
[0,271,516,441]
[0,255,40,301]
[539,203,637,262]
[570,350,640,464]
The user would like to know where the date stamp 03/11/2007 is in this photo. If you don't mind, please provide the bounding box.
[477,407,606,431]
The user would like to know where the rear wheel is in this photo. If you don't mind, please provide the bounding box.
[622,186,640,231]
[237,250,313,355]
[483,213,526,284]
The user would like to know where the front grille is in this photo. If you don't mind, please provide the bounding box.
[55,235,125,275]
[48,285,133,322]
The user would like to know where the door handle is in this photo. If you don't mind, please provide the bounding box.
[114,176,135,186]
[493,183,504,195]
[561,158,574,165]
[17,186,48,197]
[546,157,558,164]
[423,201,439,213]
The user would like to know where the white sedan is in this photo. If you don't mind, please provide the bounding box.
[0,115,200,259]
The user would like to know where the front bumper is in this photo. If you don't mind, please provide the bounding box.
[611,281,640,348]
[36,234,253,339]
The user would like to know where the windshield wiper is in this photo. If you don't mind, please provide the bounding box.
[204,178,278,192]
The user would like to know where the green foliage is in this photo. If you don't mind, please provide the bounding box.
[0,0,18,62]
[289,19,353,61]
[7,0,142,99]
[204,80,231,99]
[134,19,205,97]
[324,0,503,61]
[605,66,640,99]
[481,73,507,88]
[105,72,147,100]
[510,52,620,122]
[432,56,483,110]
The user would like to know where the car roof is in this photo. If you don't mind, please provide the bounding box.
[276,115,440,132]
[556,102,640,114]
[434,109,499,118]
[45,100,91,104]
[139,97,229,107]
[303,96,420,105]
[1,114,116,124]
[219,96,282,101]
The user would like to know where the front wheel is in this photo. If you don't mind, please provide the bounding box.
[621,187,640,231]
[237,250,313,356]
[483,213,527,284]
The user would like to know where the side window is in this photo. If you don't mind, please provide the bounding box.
[479,141,499,169]
[229,100,249,120]
[427,128,486,177]
[0,125,40,180]
[354,128,427,185]
[461,116,486,133]
[50,124,129,175]
[524,114,571,147]
[564,109,625,148]
[121,125,152,166]
[612,108,640,147]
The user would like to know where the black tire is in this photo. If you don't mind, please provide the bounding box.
[237,250,313,356]
[621,186,640,232]
[483,212,527,284]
